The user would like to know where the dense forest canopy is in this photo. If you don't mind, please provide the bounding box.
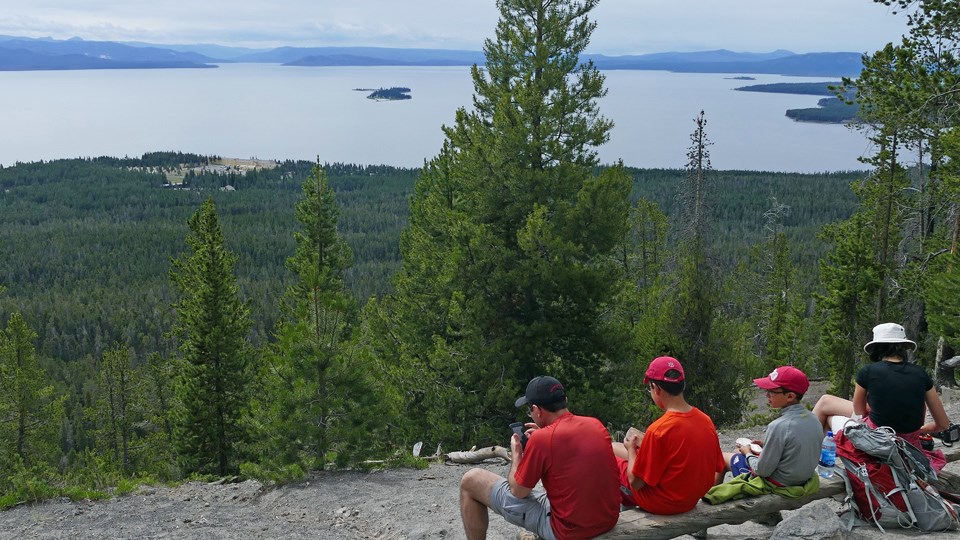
[0,155,860,365]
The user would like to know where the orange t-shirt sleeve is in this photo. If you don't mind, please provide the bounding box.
[631,425,662,486]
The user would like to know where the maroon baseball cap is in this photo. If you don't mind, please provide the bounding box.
[643,356,685,384]
[753,366,809,394]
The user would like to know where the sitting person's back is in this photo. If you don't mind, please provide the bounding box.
[812,323,951,472]
[519,411,620,536]
[856,359,931,434]
[631,405,724,513]
[614,356,725,515]
[460,375,620,540]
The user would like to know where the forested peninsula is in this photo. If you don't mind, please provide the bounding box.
[735,81,859,123]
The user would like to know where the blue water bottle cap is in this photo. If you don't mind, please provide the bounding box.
[826,431,834,437]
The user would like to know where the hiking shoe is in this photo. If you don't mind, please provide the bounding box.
[516,529,540,540]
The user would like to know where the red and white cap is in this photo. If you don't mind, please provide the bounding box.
[643,356,685,384]
[753,366,809,394]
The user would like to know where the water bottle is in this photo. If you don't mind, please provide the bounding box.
[818,431,836,479]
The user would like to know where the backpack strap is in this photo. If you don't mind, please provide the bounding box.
[838,455,888,532]
[837,461,863,532]
[917,478,960,530]
[885,462,918,529]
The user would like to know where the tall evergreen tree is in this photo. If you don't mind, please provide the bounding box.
[663,111,746,426]
[816,212,883,398]
[250,162,388,472]
[678,111,714,248]
[616,197,668,329]
[88,344,146,473]
[750,199,807,373]
[925,128,960,386]
[824,1,960,382]
[0,312,64,467]
[141,351,177,476]
[378,0,634,446]
[170,198,251,476]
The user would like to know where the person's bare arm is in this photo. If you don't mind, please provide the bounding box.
[625,432,646,491]
[920,388,950,434]
[508,434,533,498]
[852,384,868,417]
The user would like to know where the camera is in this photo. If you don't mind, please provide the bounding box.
[932,423,960,445]
[509,422,528,449]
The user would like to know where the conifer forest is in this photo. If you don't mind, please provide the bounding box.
[0,0,958,505]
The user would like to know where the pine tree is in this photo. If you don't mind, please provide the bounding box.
[816,212,882,398]
[664,110,747,426]
[842,1,960,370]
[678,111,714,248]
[170,198,251,476]
[616,197,668,329]
[250,162,387,472]
[378,0,635,445]
[141,351,177,477]
[89,345,138,472]
[0,312,64,468]
[751,199,806,373]
[925,128,960,386]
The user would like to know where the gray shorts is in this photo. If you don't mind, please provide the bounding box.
[489,479,557,540]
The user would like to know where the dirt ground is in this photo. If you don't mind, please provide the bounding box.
[1,382,958,540]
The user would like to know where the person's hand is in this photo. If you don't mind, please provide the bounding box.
[624,427,643,451]
[510,433,523,459]
[735,438,761,455]
[523,422,539,436]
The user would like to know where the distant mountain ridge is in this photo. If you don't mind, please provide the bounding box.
[590,49,796,65]
[590,51,863,77]
[0,35,865,76]
[0,36,216,70]
[242,46,485,66]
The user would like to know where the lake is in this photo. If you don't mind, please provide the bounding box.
[0,63,873,172]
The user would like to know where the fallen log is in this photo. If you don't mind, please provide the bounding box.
[445,446,510,464]
[596,475,846,539]
[597,443,960,540]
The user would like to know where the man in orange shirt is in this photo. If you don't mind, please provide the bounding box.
[614,356,725,514]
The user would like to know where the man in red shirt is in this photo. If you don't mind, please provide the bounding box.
[460,376,621,540]
[614,356,725,514]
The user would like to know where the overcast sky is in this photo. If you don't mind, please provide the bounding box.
[1,0,910,54]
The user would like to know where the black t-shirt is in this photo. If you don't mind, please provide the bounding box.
[855,360,933,433]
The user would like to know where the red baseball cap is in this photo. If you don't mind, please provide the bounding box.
[753,366,809,395]
[643,356,685,384]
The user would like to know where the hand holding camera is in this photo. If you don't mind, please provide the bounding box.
[509,422,529,450]
[931,423,960,446]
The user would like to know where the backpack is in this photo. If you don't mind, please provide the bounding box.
[835,422,960,532]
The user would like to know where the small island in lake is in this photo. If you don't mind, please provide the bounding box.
[725,76,755,80]
[355,87,412,101]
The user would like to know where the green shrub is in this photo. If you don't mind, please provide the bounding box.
[239,461,305,485]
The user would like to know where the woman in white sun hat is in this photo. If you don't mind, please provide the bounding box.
[812,322,951,471]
